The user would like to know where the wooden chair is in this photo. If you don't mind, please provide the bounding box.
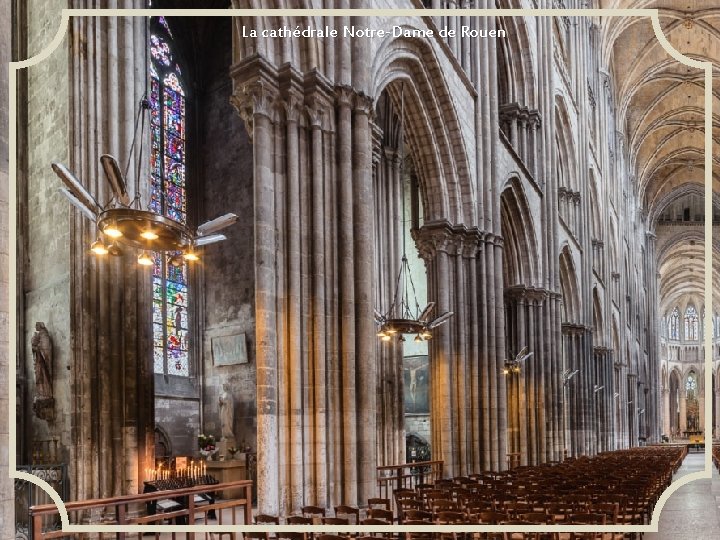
[361,518,391,525]
[360,518,395,539]
[287,516,314,525]
[477,510,508,540]
[402,520,434,540]
[316,535,348,540]
[499,522,536,540]
[504,501,533,518]
[368,498,392,511]
[302,506,327,521]
[436,510,467,540]
[544,503,573,525]
[402,510,433,522]
[334,505,360,525]
[322,517,349,526]
[517,513,552,525]
[430,499,458,519]
[367,508,394,523]
[276,533,306,540]
[244,514,280,540]
[464,498,494,522]
[568,513,606,540]
[397,498,423,518]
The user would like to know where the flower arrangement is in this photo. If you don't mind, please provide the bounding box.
[198,434,216,452]
[227,446,238,459]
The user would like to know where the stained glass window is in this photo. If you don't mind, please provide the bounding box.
[684,306,698,341]
[150,17,189,376]
[686,371,697,398]
[668,307,679,340]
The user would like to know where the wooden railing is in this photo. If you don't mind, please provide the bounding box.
[29,479,252,539]
[376,460,443,502]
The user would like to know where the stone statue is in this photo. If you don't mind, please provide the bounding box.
[31,322,54,420]
[218,383,235,442]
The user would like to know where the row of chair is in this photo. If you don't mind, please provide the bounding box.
[242,446,686,540]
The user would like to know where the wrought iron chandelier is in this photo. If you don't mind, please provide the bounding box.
[52,104,237,265]
[503,346,533,375]
[374,84,453,343]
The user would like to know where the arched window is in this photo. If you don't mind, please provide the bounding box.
[686,371,697,399]
[668,307,679,340]
[149,17,189,377]
[684,306,698,341]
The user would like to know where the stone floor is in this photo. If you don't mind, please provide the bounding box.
[645,451,720,539]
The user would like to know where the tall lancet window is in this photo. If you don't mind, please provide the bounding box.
[684,306,698,341]
[668,307,679,341]
[149,17,190,376]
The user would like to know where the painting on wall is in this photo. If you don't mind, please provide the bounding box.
[403,355,429,414]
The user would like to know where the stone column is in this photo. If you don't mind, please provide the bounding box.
[353,93,377,504]
[679,388,687,435]
[661,388,670,438]
[234,78,280,514]
[336,85,358,507]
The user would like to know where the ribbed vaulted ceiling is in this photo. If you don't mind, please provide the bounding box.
[601,0,720,314]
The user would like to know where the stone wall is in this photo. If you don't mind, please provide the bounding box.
[23,0,71,464]
[1,0,13,532]
[198,16,256,452]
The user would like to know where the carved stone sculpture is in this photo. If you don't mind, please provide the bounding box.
[31,322,54,421]
[218,382,235,443]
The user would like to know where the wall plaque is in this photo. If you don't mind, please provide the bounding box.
[211,333,248,366]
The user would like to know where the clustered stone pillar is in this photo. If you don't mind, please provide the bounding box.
[592,347,615,452]
[231,59,376,515]
[67,8,155,501]
[505,287,560,466]
[414,222,513,476]
[561,325,601,456]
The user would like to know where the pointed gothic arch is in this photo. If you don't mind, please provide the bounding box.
[501,178,539,287]
[559,246,581,324]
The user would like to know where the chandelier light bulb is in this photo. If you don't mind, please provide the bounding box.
[183,249,199,262]
[103,223,123,238]
[137,250,154,266]
[140,228,159,240]
[90,238,108,255]
[381,334,392,342]
[414,334,423,343]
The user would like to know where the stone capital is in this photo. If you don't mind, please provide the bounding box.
[354,93,374,117]
[411,221,483,261]
[282,94,303,124]
[562,322,589,335]
[335,85,355,108]
[505,286,548,303]
[305,101,325,129]
[230,79,279,138]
